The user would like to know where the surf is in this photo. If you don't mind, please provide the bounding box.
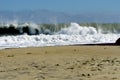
[0,22,120,49]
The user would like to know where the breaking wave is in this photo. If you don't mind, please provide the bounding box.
[0,22,120,49]
[0,22,120,35]
[57,23,97,35]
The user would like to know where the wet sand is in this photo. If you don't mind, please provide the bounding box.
[0,46,120,80]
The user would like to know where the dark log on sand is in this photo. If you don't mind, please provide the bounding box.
[73,38,120,46]
[115,38,120,45]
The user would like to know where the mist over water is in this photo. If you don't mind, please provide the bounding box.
[0,22,120,49]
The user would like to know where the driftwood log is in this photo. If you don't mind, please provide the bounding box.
[115,38,120,45]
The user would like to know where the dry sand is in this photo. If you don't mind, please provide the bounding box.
[0,46,120,80]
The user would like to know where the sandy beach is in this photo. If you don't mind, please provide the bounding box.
[0,46,120,80]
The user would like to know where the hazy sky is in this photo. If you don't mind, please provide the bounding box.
[0,0,120,14]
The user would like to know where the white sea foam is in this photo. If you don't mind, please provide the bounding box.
[57,23,97,35]
[0,22,120,49]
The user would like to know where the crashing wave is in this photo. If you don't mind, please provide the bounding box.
[57,23,97,35]
[0,22,120,35]
[0,22,120,49]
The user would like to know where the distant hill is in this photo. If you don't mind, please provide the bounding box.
[0,10,120,23]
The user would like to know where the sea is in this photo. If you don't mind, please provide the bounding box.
[0,22,120,49]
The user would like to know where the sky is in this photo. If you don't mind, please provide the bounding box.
[0,0,120,14]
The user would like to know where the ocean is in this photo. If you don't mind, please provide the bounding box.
[0,22,120,49]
